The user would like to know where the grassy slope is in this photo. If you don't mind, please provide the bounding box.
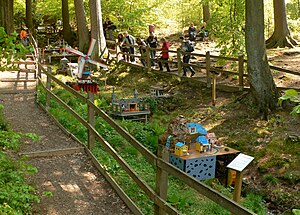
[99,63,299,214]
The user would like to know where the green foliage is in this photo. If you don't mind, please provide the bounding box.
[278,89,300,117]
[0,104,8,131]
[208,0,245,57]
[42,191,54,198]
[0,27,33,70]
[242,193,267,215]
[0,130,39,151]
[293,209,300,215]
[0,152,39,214]
[141,96,158,113]
[263,174,278,186]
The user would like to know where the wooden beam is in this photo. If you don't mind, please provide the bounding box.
[19,147,85,158]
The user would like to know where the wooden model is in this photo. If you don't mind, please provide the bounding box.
[162,116,239,181]
[110,88,150,122]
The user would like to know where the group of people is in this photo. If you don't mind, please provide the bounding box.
[116,30,196,77]
[188,22,208,42]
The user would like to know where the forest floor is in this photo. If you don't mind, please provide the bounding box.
[0,40,299,214]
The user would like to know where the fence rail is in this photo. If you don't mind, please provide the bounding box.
[107,39,300,92]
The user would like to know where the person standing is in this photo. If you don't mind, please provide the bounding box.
[146,32,158,66]
[179,36,195,77]
[20,27,29,46]
[122,31,135,63]
[103,18,115,40]
[136,37,147,67]
[158,37,171,73]
[188,22,197,41]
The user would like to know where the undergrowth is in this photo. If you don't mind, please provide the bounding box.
[0,104,40,214]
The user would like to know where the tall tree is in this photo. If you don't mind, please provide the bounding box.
[266,0,298,48]
[245,0,279,119]
[89,0,106,59]
[202,3,210,23]
[0,0,4,27]
[74,0,89,52]
[62,0,73,46]
[26,0,34,34]
[0,0,14,34]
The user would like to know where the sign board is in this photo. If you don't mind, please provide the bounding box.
[227,153,254,172]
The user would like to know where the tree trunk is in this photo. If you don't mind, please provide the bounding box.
[266,0,298,48]
[0,0,4,27]
[4,0,13,35]
[202,3,210,23]
[74,0,89,52]
[89,0,107,59]
[26,0,34,34]
[245,0,279,119]
[62,0,73,46]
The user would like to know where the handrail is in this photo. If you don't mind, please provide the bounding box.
[108,40,299,91]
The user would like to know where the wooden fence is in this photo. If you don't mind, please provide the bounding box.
[106,40,300,94]
[35,57,255,215]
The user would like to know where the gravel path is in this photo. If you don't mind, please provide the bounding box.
[0,92,133,215]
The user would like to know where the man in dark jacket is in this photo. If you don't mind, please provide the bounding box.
[146,32,158,66]
[179,36,195,77]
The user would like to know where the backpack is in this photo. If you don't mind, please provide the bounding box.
[186,41,194,52]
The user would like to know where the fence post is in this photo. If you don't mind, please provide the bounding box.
[212,73,217,106]
[37,52,42,82]
[154,143,169,215]
[177,48,182,76]
[45,67,51,111]
[146,46,151,71]
[88,91,95,149]
[116,39,121,62]
[206,51,211,88]
[238,54,244,91]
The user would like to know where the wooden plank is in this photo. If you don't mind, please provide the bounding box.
[270,65,300,76]
[154,144,169,215]
[19,147,85,158]
[0,89,35,94]
[14,61,36,65]
[0,79,36,82]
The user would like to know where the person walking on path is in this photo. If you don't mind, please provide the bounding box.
[179,36,195,77]
[122,32,136,63]
[146,32,158,66]
[158,37,171,72]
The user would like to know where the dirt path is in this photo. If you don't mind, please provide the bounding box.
[0,93,133,215]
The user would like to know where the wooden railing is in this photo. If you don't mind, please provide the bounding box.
[36,61,255,215]
[106,39,300,93]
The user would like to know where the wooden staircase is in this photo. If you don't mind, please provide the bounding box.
[0,61,37,94]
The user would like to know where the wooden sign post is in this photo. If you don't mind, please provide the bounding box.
[227,153,254,204]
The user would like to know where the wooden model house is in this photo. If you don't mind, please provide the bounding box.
[110,88,150,122]
[195,135,210,152]
[174,142,188,156]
